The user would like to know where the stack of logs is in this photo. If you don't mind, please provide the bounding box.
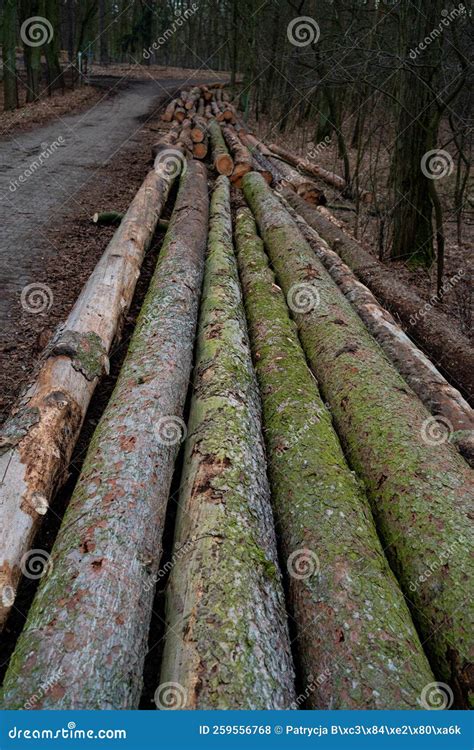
[152,83,326,203]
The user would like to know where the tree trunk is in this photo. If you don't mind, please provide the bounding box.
[282,197,474,466]
[283,191,474,403]
[243,172,474,708]
[0,162,209,710]
[99,0,108,65]
[207,118,234,176]
[0,162,178,630]
[389,0,443,265]
[235,206,435,709]
[3,0,19,110]
[159,176,295,710]
[43,0,64,93]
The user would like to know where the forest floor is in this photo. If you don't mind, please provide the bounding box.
[249,114,473,341]
[0,72,224,422]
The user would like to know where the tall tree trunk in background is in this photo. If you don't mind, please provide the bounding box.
[3,0,19,110]
[44,0,64,93]
[20,0,45,102]
[99,0,108,65]
[389,0,443,266]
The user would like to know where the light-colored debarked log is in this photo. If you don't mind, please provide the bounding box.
[158,176,295,710]
[242,171,474,708]
[0,161,209,710]
[0,156,179,630]
[282,196,474,467]
[235,205,435,708]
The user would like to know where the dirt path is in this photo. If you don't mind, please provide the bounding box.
[0,77,204,420]
[0,78,191,329]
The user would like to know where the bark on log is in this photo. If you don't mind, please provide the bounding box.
[185,86,201,110]
[0,161,177,630]
[283,190,474,403]
[240,133,325,204]
[178,119,193,153]
[0,162,209,710]
[161,99,177,122]
[207,118,234,176]
[243,172,474,708]
[235,206,435,708]
[159,176,295,710]
[190,115,207,143]
[222,126,252,182]
[269,142,346,191]
[92,211,123,225]
[282,197,474,467]
[151,122,181,159]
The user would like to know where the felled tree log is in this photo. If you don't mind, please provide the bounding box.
[283,190,474,403]
[159,176,295,710]
[190,115,207,143]
[222,126,252,184]
[0,162,209,710]
[178,119,193,152]
[193,135,208,160]
[282,197,474,466]
[92,210,123,225]
[243,172,474,708]
[207,118,234,176]
[0,159,178,630]
[269,142,346,191]
[185,86,201,110]
[161,99,177,122]
[174,99,186,123]
[240,132,325,204]
[210,100,224,121]
[235,205,435,708]
[151,122,181,159]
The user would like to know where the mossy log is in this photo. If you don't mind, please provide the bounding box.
[0,162,209,710]
[243,172,474,708]
[159,176,295,710]
[0,160,178,631]
[207,118,234,176]
[235,206,435,709]
[92,210,123,225]
[282,197,474,467]
[283,190,474,403]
